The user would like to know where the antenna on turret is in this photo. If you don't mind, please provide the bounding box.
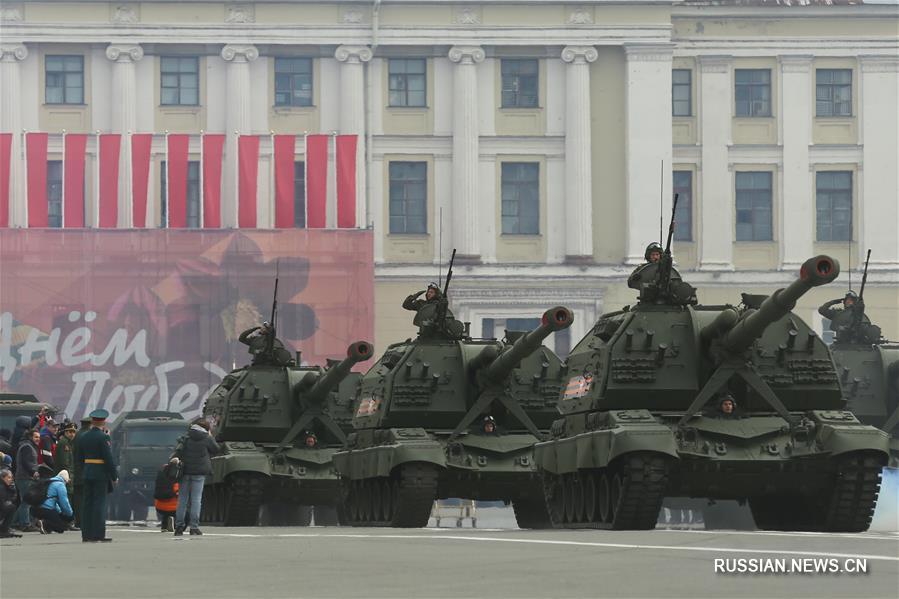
[266,259,280,357]
[438,208,444,287]
[859,249,872,302]
[848,239,852,292]
[659,161,664,245]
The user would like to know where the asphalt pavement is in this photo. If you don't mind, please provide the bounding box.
[2,513,897,599]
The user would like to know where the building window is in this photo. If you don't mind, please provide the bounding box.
[735,69,771,117]
[388,59,426,107]
[161,161,201,227]
[47,161,63,228]
[501,59,539,108]
[672,171,693,241]
[388,161,427,234]
[160,57,199,106]
[672,69,692,117]
[735,172,773,241]
[816,171,852,242]
[501,162,539,235]
[816,69,852,117]
[274,58,313,107]
[45,55,84,105]
[294,161,306,228]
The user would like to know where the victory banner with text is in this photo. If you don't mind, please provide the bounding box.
[0,230,374,422]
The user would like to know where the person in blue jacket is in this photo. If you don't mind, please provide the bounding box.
[33,469,74,533]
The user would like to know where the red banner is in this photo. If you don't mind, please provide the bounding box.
[202,134,225,229]
[0,229,374,422]
[238,135,260,228]
[63,134,87,228]
[0,133,11,228]
[98,134,121,228]
[274,134,296,228]
[131,134,153,228]
[336,135,357,229]
[166,134,190,228]
[26,132,49,228]
[306,135,328,228]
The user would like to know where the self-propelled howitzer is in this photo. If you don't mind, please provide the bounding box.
[536,256,890,532]
[200,341,373,526]
[333,308,573,528]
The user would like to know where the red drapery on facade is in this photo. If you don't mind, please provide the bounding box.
[26,132,49,227]
[131,134,153,228]
[0,133,12,227]
[202,134,225,228]
[305,135,328,228]
[63,134,87,228]
[166,134,190,228]
[273,134,296,228]
[336,135,357,229]
[98,134,121,228]
[238,135,260,228]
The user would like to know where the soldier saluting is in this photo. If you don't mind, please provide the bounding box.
[402,251,465,339]
[238,321,292,366]
[819,250,882,345]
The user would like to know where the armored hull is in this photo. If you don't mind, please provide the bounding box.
[333,308,574,528]
[200,342,372,526]
[536,256,890,532]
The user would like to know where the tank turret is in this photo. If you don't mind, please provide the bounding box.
[535,254,889,533]
[333,307,573,529]
[478,307,574,384]
[706,255,839,353]
[199,340,372,527]
[297,342,374,407]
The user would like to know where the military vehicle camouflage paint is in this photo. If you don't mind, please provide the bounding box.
[108,411,187,520]
[536,256,890,532]
[332,307,573,528]
[200,342,373,526]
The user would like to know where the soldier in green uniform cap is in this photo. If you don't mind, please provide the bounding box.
[74,409,118,542]
[818,291,882,345]
[238,321,293,366]
[71,416,92,528]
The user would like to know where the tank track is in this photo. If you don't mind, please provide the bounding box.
[751,452,884,533]
[543,452,671,530]
[342,463,439,528]
[200,474,266,527]
[512,497,553,529]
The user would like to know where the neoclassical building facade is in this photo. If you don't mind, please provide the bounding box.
[1,0,897,351]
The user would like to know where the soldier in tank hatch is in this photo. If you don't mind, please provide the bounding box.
[627,242,696,305]
[818,291,881,345]
[402,283,464,339]
[239,321,293,366]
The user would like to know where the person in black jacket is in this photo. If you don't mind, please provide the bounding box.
[171,419,219,536]
[0,469,22,538]
[13,429,40,531]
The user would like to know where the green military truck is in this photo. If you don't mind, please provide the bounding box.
[0,393,57,433]
[108,411,187,521]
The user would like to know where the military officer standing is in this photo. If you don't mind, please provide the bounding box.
[74,409,118,543]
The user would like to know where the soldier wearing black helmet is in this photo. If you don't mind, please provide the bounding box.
[238,321,293,366]
[818,291,881,345]
[402,283,464,339]
[627,242,696,305]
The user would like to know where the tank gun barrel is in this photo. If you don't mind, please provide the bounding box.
[300,341,374,404]
[720,255,840,353]
[480,307,573,384]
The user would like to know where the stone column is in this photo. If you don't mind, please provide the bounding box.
[698,55,735,271]
[561,45,598,263]
[779,55,814,270]
[623,45,674,265]
[860,55,899,269]
[106,43,144,227]
[335,45,372,228]
[221,44,259,227]
[0,43,28,227]
[448,45,485,263]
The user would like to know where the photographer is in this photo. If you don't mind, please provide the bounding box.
[171,419,219,536]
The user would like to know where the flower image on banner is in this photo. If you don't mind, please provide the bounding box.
[0,230,374,423]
